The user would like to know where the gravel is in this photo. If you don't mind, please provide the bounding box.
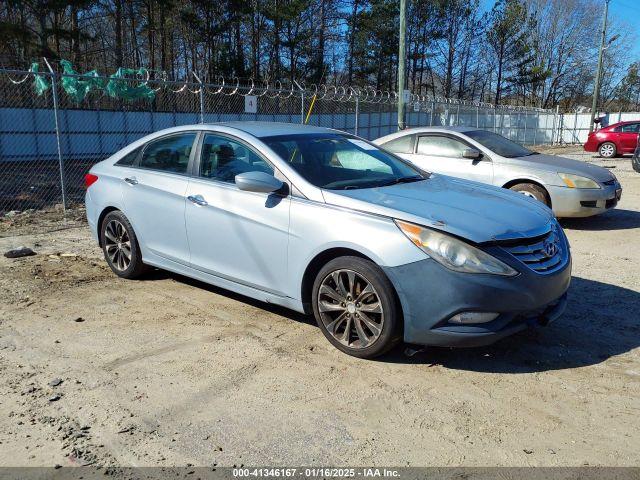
[0,149,638,467]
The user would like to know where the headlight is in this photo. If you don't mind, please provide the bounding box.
[558,173,600,189]
[395,220,518,276]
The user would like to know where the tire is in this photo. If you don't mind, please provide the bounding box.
[100,210,149,279]
[633,150,640,173]
[598,142,617,158]
[509,182,550,207]
[311,256,402,359]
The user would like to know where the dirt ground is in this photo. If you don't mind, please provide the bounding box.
[1,146,639,467]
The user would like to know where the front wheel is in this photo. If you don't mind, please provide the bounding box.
[509,182,550,207]
[312,256,402,359]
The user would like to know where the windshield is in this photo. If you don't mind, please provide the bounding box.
[465,130,534,158]
[261,133,426,190]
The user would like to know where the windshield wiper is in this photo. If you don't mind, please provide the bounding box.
[326,175,425,190]
[375,175,425,187]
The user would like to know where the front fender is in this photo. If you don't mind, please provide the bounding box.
[496,167,561,189]
[287,198,426,300]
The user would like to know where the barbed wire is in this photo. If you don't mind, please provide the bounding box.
[0,66,552,112]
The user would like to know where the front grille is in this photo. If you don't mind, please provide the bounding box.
[605,197,617,208]
[602,179,616,186]
[500,228,567,274]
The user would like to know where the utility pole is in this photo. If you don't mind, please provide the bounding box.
[397,0,407,130]
[589,0,610,133]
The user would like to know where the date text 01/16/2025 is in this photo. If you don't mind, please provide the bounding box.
[232,468,400,478]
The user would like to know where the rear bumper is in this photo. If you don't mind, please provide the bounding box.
[548,183,622,218]
[583,139,599,152]
[85,190,99,244]
[383,248,571,348]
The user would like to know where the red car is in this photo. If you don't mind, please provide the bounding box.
[584,120,640,158]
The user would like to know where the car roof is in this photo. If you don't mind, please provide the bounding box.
[374,125,478,143]
[210,121,338,138]
[607,120,640,127]
[404,126,477,133]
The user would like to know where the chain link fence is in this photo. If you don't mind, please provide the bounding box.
[0,67,556,216]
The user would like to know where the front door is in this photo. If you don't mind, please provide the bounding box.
[406,134,493,184]
[184,133,291,296]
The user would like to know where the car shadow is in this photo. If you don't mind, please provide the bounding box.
[560,209,640,231]
[140,269,316,326]
[380,276,640,373]
[143,270,639,373]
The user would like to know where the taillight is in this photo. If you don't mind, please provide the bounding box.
[84,173,99,188]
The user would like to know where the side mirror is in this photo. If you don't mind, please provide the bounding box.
[462,148,482,160]
[235,171,284,194]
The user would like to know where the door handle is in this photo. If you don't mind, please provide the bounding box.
[187,194,208,206]
[124,177,138,185]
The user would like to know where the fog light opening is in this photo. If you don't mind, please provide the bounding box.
[449,312,499,324]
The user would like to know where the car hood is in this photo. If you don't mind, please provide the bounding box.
[505,153,614,182]
[322,174,555,243]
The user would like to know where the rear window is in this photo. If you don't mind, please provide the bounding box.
[115,147,140,166]
[381,134,415,154]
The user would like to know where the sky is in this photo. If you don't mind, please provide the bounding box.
[478,0,640,61]
[611,0,640,59]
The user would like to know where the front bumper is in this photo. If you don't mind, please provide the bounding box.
[383,247,571,348]
[548,182,622,218]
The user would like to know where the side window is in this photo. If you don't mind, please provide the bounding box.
[200,134,274,183]
[139,133,196,174]
[381,135,415,154]
[417,136,467,158]
[621,123,640,133]
[115,147,140,166]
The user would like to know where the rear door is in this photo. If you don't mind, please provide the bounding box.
[618,123,640,153]
[184,132,291,295]
[406,134,493,184]
[121,132,197,265]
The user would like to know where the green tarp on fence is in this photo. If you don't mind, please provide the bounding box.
[31,61,155,102]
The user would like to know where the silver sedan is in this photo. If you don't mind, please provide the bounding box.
[85,122,570,359]
[375,126,622,218]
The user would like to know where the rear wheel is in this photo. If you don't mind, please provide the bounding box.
[598,142,617,158]
[312,256,401,359]
[101,211,149,279]
[509,182,550,207]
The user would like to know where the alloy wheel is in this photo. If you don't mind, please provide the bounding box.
[104,219,132,271]
[600,143,615,157]
[519,191,537,199]
[317,269,384,349]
